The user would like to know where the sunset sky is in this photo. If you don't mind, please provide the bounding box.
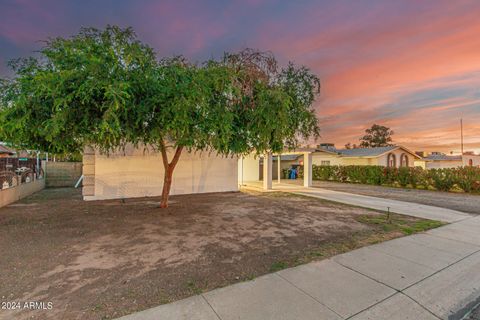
[1,0,479,153]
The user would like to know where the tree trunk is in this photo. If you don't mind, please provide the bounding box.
[159,145,183,208]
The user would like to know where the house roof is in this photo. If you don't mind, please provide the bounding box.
[273,155,300,161]
[314,145,422,159]
[423,154,462,161]
[0,144,15,155]
[336,146,398,157]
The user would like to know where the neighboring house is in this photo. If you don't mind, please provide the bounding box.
[312,145,421,168]
[464,153,480,167]
[421,152,480,169]
[0,144,16,158]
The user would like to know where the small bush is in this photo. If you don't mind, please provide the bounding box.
[427,169,456,192]
[397,167,410,187]
[454,167,480,193]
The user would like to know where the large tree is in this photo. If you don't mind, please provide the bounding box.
[0,26,321,207]
[359,124,394,148]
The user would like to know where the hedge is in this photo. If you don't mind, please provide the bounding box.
[312,165,480,193]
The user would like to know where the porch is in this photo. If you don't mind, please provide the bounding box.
[238,149,315,191]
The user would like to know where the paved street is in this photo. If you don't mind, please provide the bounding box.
[117,186,480,320]
[312,180,480,215]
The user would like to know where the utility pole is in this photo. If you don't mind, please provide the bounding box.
[460,118,464,155]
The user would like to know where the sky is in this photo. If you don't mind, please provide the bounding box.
[1,0,479,154]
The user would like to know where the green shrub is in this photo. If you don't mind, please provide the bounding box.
[427,169,456,192]
[312,165,335,180]
[311,164,480,193]
[454,167,480,193]
[397,167,410,187]
[383,167,397,185]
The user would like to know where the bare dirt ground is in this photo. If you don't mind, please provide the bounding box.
[0,188,442,320]
[311,180,480,214]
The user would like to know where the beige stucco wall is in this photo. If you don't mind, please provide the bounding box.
[341,158,376,166]
[312,153,344,166]
[463,155,480,167]
[238,154,260,183]
[414,160,426,169]
[0,178,45,208]
[425,160,463,169]
[84,146,238,201]
[376,149,415,167]
[312,149,415,167]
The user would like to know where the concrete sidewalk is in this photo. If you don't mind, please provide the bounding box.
[118,215,480,320]
[242,182,471,223]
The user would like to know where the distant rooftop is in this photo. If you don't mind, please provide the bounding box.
[316,145,398,157]
[0,144,15,155]
[423,154,462,161]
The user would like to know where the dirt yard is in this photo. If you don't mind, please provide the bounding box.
[311,180,480,214]
[0,188,442,320]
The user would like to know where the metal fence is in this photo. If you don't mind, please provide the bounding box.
[0,158,44,190]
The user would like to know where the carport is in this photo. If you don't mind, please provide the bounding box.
[238,148,316,190]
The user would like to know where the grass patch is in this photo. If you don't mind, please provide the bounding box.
[269,261,289,272]
[356,213,445,236]
[186,280,203,295]
[272,214,445,272]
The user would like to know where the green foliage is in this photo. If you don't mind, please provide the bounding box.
[452,167,480,193]
[269,261,289,272]
[427,169,456,192]
[357,214,444,236]
[397,167,411,187]
[312,165,480,193]
[0,26,320,158]
[359,124,394,148]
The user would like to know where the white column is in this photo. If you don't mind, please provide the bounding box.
[303,152,312,188]
[263,153,272,190]
[277,154,281,184]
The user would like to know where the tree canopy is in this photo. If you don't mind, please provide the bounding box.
[0,26,321,207]
[359,124,394,148]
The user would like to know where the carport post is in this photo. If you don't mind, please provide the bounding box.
[263,153,272,190]
[304,152,312,187]
[277,154,281,184]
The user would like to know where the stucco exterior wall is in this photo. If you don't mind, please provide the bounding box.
[312,149,415,167]
[414,160,427,169]
[376,149,415,167]
[84,146,238,201]
[312,153,344,166]
[238,154,260,183]
[425,160,463,169]
[341,158,376,166]
[463,155,480,167]
[0,178,45,208]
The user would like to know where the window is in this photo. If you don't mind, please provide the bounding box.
[387,153,396,168]
[400,153,409,167]
[321,160,330,166]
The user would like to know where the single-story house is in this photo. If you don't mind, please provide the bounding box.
[311,145,421,168]
[419,152,480,169]
[83,145,315,200]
